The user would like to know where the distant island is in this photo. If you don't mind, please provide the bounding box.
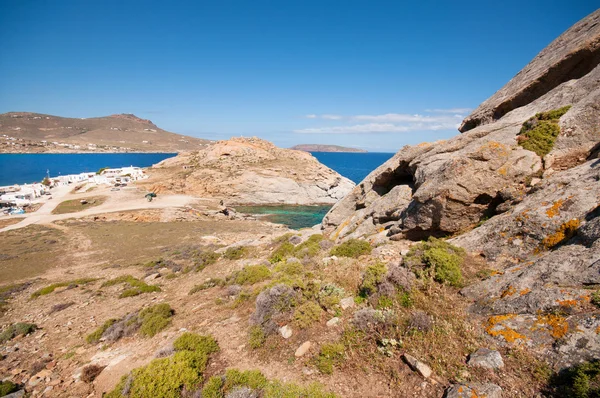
[0,112,210,153]
[290,144,367,153]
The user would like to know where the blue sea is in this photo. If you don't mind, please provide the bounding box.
[0,151,394,228]
[0,153,176,186]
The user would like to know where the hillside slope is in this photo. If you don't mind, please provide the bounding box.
[0,112,209,153]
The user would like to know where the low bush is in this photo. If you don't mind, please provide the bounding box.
[81,364,105,383]
[0,322,37,343]
[101,275,161,298]
[269,242,295,263]
[293,301,323,329]
[231,265,271,285]
[250,284,297,335]
[224,246,248,260]
[330,239,371,258]
[592,290,600,308]
[189,278,226,295]
[139,303,174,337]
[406,237,465,287]
[316,343,345,374]
[86,319,117,344]
[359,262,387,297]
[48,301,75,314]
[0,380,19,396]
[548,359,600,398]
[248,325,266,349]
[31,278,97,298]
[269,235,326,264]
[173,332,219,354]
[518,105,571,157]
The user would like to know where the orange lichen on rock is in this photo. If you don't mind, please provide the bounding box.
[534,313,569,339]
[542,219,580,248]
[520,289,531,296]
[501,286,517,298]
[546,199,564,218]
[596,326,600,335]
[485,314,527,343]
[558,299,578,307]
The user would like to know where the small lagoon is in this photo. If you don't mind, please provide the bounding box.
[234,205,332,230]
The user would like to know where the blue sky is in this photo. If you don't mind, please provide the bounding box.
[0,1,597,152]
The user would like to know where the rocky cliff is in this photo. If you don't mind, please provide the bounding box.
[323,9,600,242]
[321,9,600,368]
[144,137,355,205]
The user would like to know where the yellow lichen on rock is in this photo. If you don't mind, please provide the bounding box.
[485,314,527,343]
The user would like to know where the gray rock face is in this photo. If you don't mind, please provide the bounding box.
[322,10,600,241]
[467,348,504,370]
[445,383,502,398]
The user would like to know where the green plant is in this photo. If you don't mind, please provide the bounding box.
[101,275,161,298]
[202,376,224,398]
[86,319,117,344]
[173,332,219,354]
[31,278,98,298]
[0,380,19,396]
[359,262,387,297]
[406,237,465,287]
[293,301,323,329]
[223,369,268,391]
[194,251,220,270]
[248,325,266,349]
[0,322,38,343]
[189,278,225,295]
[316,343,345,374]
[592,290,600,308]
[330,239,371,258]
[293,234,324,258]
[518,105,571,157]
[398,291,413,308]
[139,303,174,337]
[269,242,295,263]
[232,265,271,285]
[377,295,394,309]
[274,260,304,276]
[548,359,600,398]
[223,246,248,260]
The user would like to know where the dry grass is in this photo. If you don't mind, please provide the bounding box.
[0,217,24,229]
[52,195,107,214]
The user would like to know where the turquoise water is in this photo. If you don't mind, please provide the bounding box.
[234,205,332,230]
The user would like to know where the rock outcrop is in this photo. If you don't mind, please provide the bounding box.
[145,137,355,205]
[322,9,600,242]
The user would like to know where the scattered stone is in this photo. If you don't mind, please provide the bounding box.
[144,273,161,282]
[445,383,502,398]
[279,325,293,339]
[295,341,312,357]
[400,249,410,256]
[340,297,355,310]
[3,390,25,398]
[402,354,432,378]
[467,348,504,370]
[326,317,340,327]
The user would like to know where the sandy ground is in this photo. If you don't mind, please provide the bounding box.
[0,184,197,233]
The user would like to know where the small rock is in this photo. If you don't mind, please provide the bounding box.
[445,383,502,398]
[467,348,504,370]
[402,353,432,378]
[400,249,410,256]
[28,376,42,387]
[340,297,355,310]
[295,341,312,357]
[529,177,542,186]
[289,235,302,245]
[3,390,25,398]
[326,317,340,327]
[144,273,161,282]
[279,325,293,339]
[35,369,52,378]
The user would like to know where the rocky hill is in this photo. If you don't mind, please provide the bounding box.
[322,8,600,375]
[143,137,355,205]
[290,144,367,153]
[0,112,209,153]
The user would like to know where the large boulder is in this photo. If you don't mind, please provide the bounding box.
[322,9,600,241]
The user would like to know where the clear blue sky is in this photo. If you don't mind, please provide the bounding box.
[0,1,596,152]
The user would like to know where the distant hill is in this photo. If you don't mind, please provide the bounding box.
[290,144,367,153]
[0,112,210,153]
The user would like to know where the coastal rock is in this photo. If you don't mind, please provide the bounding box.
[322,10,600,241]
[145,137,355,205]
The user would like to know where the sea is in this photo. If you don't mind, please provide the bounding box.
[0,151,394,228]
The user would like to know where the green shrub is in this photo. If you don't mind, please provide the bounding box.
[592,290,600,308]
[359,262,387,297]
[248,325,266,349]
[269,242,295,263]
[0,380,19,396]
[224,369,268,391]
[518,105,571,157]
[406,237,465,287]
[294,234,324,258]
[194,251,220,270]
[139,303,174,337]
[293,301,323,329]
[86,319,117,344]
[224,246,248,260]
[398,291,413,308]
[202,376,224,398]
[31,278,97,298]
[274,260,304,276]
[232,265,271,285]
[549,359,600,398]
[0,322,38,344]
[316,343,345,374]
[102,275,161,298]
[173,333,219,355]
[189,278,225,295]
[330,239,371,258]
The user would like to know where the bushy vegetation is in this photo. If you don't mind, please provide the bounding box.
[330,239,371,258]
[223,246,248,260]
[316,343,345,374]
[518,105,571,157]
[591,290,600,308]
[105,333,219,398]
[548,359,600,398]
[31,278,98,298]
[189,278,226,295]
[0,322,37,343]
[359,262,387,297]
[248,325,266,349]
[405,237,465,287]
[81,364,105,383]
[86,303,174,344]
[101,275,161,298]
[293,301,323,329]
[230,265,271,285]
[201,369,336,398]
[269,234,325,263]
[0,380,19,396]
